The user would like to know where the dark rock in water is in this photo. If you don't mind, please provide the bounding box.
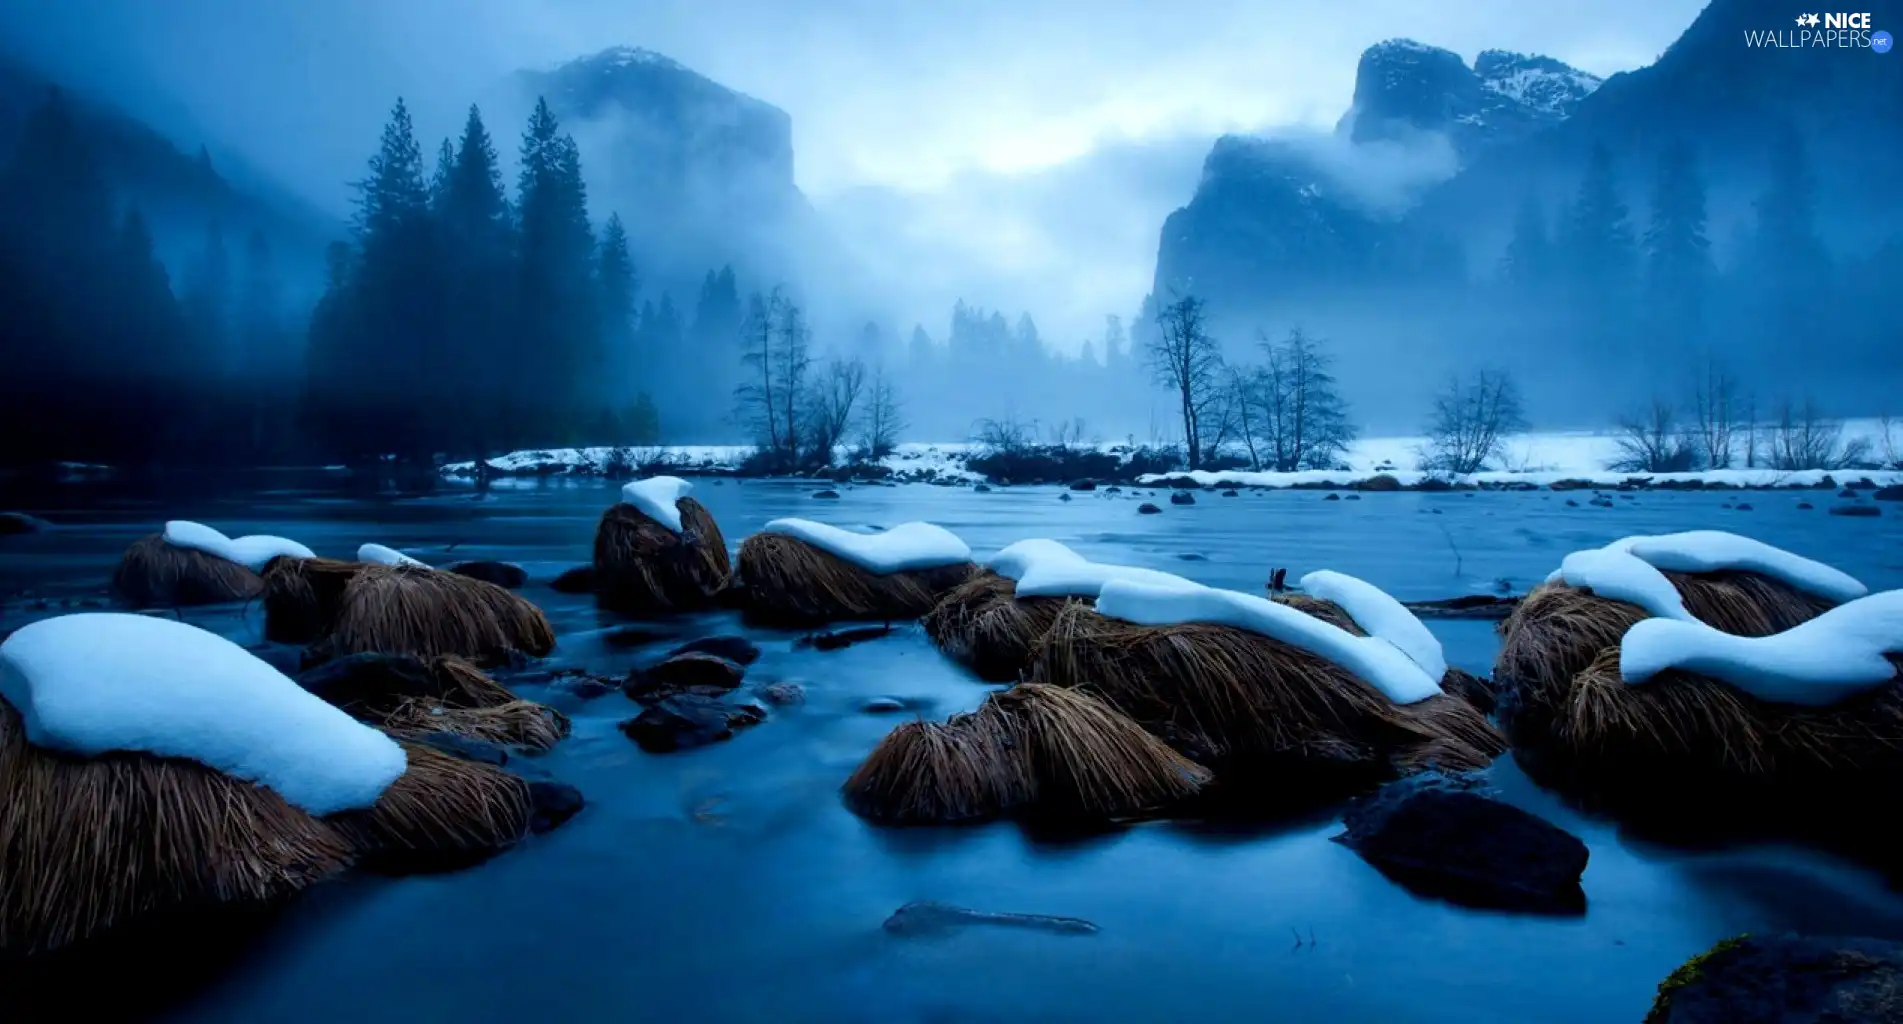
[730,703,767,728]
[0,511,51,535]
[883,900,1099,938]
[863,697,906,713]
[1220,489,1239,497]
[1646,934,1903,1024]
[559,675,619,701]
[1589,497,1615,508]
[973,483,992,493]
[1797,501,1815,510]
[1733,502,1753,511]
[620,695,737,752]
[758,680,805,706]
[549,565,598,593]
[1137,503,1163,515]
[1104,485,1123,494]
[812,489,840,499]
[297,652,445,710]
[601,625,680,649]
[1404,595,1520,621]
[1058,493,1072,502]
[1439,669,1497,716]
[413,732,510,766]
[1565,499,1580,507]
[1169,491,1196,505]
[1068,479,1097,491]
[669,635,761,665]
[525,779,585,833]
[1830,504,1881,518]
[446,560,529,589]
[1345,494,1361,501]
[1874,485,1903,502]
[1177,553,1207,562]
[715,582,752,609]
[626,652,746,701]
[1838,487,1858,498]
[1334,772,1588,914]
[1324,493,1341,501]
[800,625,893,651]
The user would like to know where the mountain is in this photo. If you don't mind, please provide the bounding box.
[515,46,817,292]
[0,53,339,299]
[1340,40,1601,156]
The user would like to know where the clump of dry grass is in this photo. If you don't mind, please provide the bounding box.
[737,532,976,625]
[842,683,1210,824]
[380,699,572,753]
[1027,602,1504,782]
[922,571,1078,682]
[111,534,265,608]
[329,741,534,871]
[0,700,355,959]
[263,558,555,667]
[593,498,731,614]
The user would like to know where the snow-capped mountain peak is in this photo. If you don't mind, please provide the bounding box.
[1474,50,1603,119]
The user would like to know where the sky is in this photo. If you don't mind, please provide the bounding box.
[0,0,1714,344]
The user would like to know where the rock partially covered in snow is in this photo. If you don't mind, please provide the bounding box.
[1621,590,1903,706]
[760,519,970,574]
[1335,773,1588,914]
[0,613,406,815]
[358,543,427,568]
[164,520,315,572]
[989,539,1199,599]
[621,476,693,534]
[1096,580,1442,704]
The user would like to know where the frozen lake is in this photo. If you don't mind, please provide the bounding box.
[3,475,1901,1022]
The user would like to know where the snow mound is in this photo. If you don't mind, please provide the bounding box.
[761,519,970,574]
[1095,581,1442,705]
[1558,547,1697,622]
[621,476,693,534]
[1299,570,1447,680]
[358,543,427,568]
[1621,591,1903,706]
[163,520,315,572]
[1621,531,1866,603]
[0,613,406,815]
[989,539,1200,599]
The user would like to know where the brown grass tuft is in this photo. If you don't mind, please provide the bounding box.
[842,717,1034,825]
[1028,602,1504,779]
[593,498,731,614]
[922,571,1077,681]
[737,532,976,625]
[380,699,572,753]
[0,700,355,958]
[111,534,265,608]
[266,558,555,667]
[329,742,534,871]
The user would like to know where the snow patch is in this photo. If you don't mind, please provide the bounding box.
[163,520,314,572]
[1621,591,1903,706]
[621,476,693,534]
[358,543,427,568]
[1558,547,1696,621]
[1299,570,1447,680]
[761,519,971,574]
[1095,581,1442,705]
[989,539,1200,599]
[1622,531,1866,603]
[0,613,407,815]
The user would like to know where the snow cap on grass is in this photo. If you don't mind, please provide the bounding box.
[989,539,1201,598]
[163,520,315,572]
[0,612,407,815]
[621,476,693,534]
[761,519,970,574]
[1559,547,1696,622]
[1621,590,1903,706]
[1299,570,1447,680]
[1096,580,1442,704]
[357,543,427,568]
[1549,531,1866,604]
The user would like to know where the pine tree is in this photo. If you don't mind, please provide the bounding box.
[596,212,638,418]
[437,104,514,456]
[516,98,599,444]
[238,228,280,376]
[1749,122,1830,337]
[183,219,233,366]
[1500,194,1551,291]
[1566,143,1636,300]
[1643,139,1712,348]
[429,138,454,208]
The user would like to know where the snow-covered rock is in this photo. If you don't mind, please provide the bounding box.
[163,520,314,571]
[760,519,971,574]
[1621,591,1903,706]
[1300,570,1447,680]
[989,539,1200,598]
[1095,580,1443,705]
[358,543,427,568]
[622,476,693,533]
[0,613,406,815]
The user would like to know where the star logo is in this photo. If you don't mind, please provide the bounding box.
[1806,13,1822,26]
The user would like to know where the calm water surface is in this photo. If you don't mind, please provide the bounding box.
[4,476,1901,1023]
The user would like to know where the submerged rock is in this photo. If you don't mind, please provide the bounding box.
[1646,934,1903,1024]
[862,697,906,713]
[413,732,510,766]
[1334,773,1587,914]
[1798,501,1815,510]
[1733,502,1754,511]
[601,625,680,649]
[0,511,51,535]
[1059,493,1072,502]
[1177,553,1207,562]
[549,565,598,593]
[1830,504,1881,518]
[446,560,529,589]
[757,680,805,706]
[1345,494,1361,501]
[812,489,841,499]
[801,625,893,651]
[620,695,741,752]
[1137,503,1163,515]
[973,484,992,493]
[1068,479,1097,491]
[1169,492,1196,506]
[1324,493,1341,502]
[558,675,619,701]
[882,900,1099,938]
[626,652,746,700]
[669,635,762,665]
[526,779,585,833]
[1874,485,1903,501]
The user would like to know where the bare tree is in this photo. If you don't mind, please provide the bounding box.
[1768,396,1865,470]
[973,405,1039,453]
[733,290,782,454]
[1609,398,1695,473]
[1250,328,1357,471]
[1045,417,1090,447]
[1146,294,1224,470]
[1227,365,1264,470]
[1421,369,1527,475]
[856,364,906,460]
[774,296,813,462]
[804,357,866,465]
[1878,414,1902,469]
[1689,356,1739,469]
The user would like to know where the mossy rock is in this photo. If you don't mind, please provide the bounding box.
[1646,933,1903,1024]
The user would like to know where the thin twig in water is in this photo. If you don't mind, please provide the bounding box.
[1437,522,1463,577]
[1291,926,1305,950]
